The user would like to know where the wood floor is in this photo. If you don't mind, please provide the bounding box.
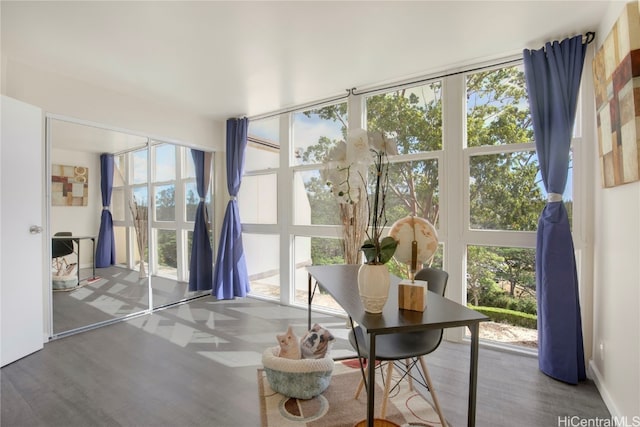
[53,266,208,335]
[2,296,610,427]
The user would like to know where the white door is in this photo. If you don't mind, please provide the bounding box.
[1,95,44,366]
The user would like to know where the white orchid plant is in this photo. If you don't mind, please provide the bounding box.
[323,128,399,265]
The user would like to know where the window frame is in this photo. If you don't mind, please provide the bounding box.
[239,57,586,354]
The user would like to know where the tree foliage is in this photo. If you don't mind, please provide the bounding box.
[155,186,177,268]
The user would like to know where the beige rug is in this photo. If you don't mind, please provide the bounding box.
[257,359,445,427]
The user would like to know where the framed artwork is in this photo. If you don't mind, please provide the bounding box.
[52,164,88,206]
[592,2,640,188]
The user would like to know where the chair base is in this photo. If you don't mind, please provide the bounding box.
[354,357,448,426]
[353,419,400,427]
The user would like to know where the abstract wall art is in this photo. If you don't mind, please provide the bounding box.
[52,164,89,206]
[592,2,640,188]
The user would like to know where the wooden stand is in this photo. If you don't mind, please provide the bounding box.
[398,279,428,312]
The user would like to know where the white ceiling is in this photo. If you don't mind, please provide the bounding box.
[1,1,613,122]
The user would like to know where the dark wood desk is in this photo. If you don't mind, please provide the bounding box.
[307,264,489,427]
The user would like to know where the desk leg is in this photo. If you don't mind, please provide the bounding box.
[76,238,81,285]
[91,237,96,279]
[468,322,480,427]
[307,273,312,331]
[367,332,376,427]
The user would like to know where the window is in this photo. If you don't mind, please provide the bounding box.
[244,118,282,300]
[240,59,585,351]
[293,169,340,226]
[154,184,175,222]
[245,233,280,300]
[293,235,342,313]
[292,103,347,165]
[365,82,443,231]
[469,152,543,231]
[239,174,278,224]
[464,65,540,348]
[246,116,280,171]
[366,82,443,153]
[466,245,537,348]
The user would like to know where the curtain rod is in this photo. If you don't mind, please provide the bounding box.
[248,31,595,121]
[247,57,519,121]
[248,56,523,121]
[350,57,523,97]
[247,92,351,121]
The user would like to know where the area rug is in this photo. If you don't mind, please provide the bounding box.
[257,359,445,427]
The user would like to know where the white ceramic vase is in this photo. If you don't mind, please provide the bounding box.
[357,263,390,314]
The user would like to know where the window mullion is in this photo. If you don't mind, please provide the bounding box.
[279,113,293,305]
[442,73,467,342]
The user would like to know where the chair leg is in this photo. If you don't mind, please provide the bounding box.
[418,356,447,427]
[405,358,414,391]
[354,361,367,399]
[380,361,394,419]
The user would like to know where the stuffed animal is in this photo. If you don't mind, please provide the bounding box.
[300,323,335,359]
[276,325,301,359]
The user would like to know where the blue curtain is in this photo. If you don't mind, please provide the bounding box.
[188,149,213,291]
[95,153,115,267]
[212,118,250,299]
[523,35,587,384]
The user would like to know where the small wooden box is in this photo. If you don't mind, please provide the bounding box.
[398,279,428,312]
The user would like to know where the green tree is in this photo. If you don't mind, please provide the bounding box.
[157,230,177,268]
[155,186,177,268]
[467,246,503,306]
[467,67,545,231]
[155,185,175,221]
[494,247,535,297]
[186,186,199,220]
[367,85,442,226]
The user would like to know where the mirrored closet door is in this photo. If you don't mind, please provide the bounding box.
[148,141,212,309]
[49,117,212,337]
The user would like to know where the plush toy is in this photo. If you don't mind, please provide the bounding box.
[300,323,335,359]
[276,325,301,359]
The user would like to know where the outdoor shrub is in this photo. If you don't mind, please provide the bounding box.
[468,305,537,329]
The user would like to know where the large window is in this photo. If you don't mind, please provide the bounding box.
[366,82,442,229]
[243,119,282,300]
[292,104,348,227]
[241,60,585,351]
[463,65,548,348]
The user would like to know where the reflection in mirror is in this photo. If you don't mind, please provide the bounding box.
[50,119,149,335]
[49,119,212,336]
[149,141,212,309]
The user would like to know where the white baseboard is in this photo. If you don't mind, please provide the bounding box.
[589,359,619,418]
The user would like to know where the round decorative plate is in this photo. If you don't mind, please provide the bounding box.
[388,216,438,265]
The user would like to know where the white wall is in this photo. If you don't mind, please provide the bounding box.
[589,0,640,419]
[50,148,101,268]
[1,58,223,151]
